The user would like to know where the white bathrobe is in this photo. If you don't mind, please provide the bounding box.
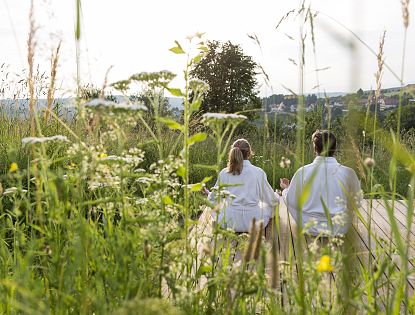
[282,156,362,235]
[208,160,279,232]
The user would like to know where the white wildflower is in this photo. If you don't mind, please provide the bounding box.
[332,212,348,227]
[136,177,153,185]
[135,198,149,205]
[22,135,69,145]
[3,187,27,196]
[308,240,319,254]
[202,113,247,121]
[279,156,291,169]
[85,99,116,108]
[85,99,147,111]
[189,79,209,93]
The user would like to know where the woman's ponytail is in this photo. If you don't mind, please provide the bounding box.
[227,139,252,175]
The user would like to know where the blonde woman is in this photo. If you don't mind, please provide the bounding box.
[208,139,279,232]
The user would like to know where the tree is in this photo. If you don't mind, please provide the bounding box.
[190,40,261,119]
[384,105,415,132]
[357,88,364,98]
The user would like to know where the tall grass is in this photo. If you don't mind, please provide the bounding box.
[0,0,414,314]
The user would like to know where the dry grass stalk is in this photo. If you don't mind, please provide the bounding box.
[253,221,264,260]
[350,135,366,181]
[45,41,61,121]
[401,0,410,29]
[243,218,257,262]
[100,65,114,99]
[27,0,38,135]
[374,31,386,100]
[270,233,280,289]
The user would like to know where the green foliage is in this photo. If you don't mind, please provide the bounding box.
[190,40,261,120]
[384,105,415,132]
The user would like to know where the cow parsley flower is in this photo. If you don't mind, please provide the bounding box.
[22,135,69,145]
[202,113,247,122]
[85,99,147,111]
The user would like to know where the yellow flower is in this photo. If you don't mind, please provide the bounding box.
[9,162,18,173]
[317,255,334,272]
[67,162,77,169]
[98,153,108,159]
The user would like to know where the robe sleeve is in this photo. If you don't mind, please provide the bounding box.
[259,170,279,216]
[282,168,302,213]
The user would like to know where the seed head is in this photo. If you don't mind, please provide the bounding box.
[253,221,264,260]
[364,157,376,168]
[244,218,257,262]
[401,0,410,29]
[144,240,152,259]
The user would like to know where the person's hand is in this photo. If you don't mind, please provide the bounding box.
[280,178,290,189]
[202,187,210,196]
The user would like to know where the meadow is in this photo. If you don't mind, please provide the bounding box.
[1,1,415,314]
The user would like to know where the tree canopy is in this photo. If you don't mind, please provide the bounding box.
[190,40,261,119]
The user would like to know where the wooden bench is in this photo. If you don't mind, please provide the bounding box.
[191,199,415,311]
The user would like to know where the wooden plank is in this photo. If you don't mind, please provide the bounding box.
[361,200,415,267]
[190,199,414,309]
[373,199,415,239]
[364,202,415,302]
[393,200,415,225]
[354,210,413,306]
[349,224,388,311]
[361,199,415,294]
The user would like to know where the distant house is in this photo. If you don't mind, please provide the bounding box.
[290,104,296,112]
[270,102,286,113]
[333,101,344,107]
[379,97,398,111]
[305,103,315,112]
[359,98,369,107]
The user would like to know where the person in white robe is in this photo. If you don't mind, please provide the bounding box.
[208,139,279,232]
[280,130,362,236]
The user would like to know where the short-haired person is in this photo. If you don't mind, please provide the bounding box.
[208,139,279,232]
[280,130,362,236]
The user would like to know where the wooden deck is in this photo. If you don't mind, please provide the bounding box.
[191,199,415,310]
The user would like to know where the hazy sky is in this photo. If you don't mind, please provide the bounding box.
[1,0,414,97]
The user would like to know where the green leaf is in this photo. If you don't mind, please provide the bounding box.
[177,166,186,178]
[190,99,202,112]
[198,45,209,52]
[320,197,333,231]
[190,183,203,192]
[201,176,212,184]
[75,0,81,40]
[169,40,185,54]
[167,87,183,97]
[157,117,184,131]
[192,164,218,171]
[188,132,207,146]
[193,54,203,64]
[197,264,212,276]
[298,168,318,210]
[162,195,174,205]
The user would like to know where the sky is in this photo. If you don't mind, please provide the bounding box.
[1,0,414,97]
